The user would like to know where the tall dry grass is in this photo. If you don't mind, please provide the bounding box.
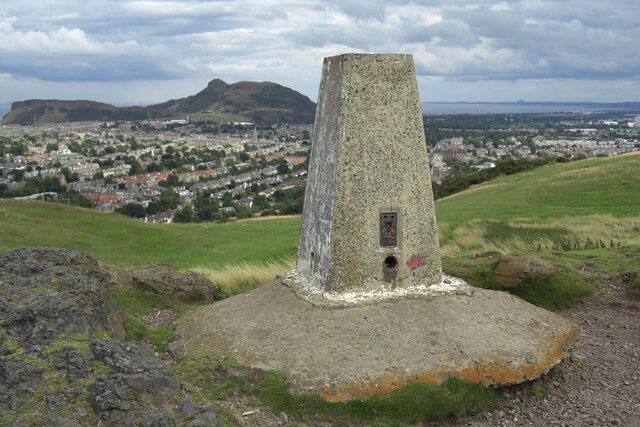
[440,214,640,257]
[193,256,296,297]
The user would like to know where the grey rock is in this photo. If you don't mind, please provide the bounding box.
[45,392,65,408]
[139,409,177,427]
[0,357,45,409]
[179,400,197,418]
[91,339,168,375]
[185,407,223,427]
[493,254,556,287]
[89,374,132,422]
[107,262,218,304]
[0,357,44,387]
[44,415,83,427]
[51,345,90,382]
[0,247,126,347]
[90,339,175,398]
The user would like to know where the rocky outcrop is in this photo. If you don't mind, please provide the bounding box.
[0,247,126,345]
[492,254,556,287]
[107,262,219,304]
[0,247,221,425]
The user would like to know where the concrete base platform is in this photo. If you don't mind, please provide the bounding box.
[173,277,579,402]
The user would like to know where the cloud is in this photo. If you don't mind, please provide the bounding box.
[0,0,638,104]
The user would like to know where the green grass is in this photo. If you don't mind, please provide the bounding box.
[174,353,498,425]
[443,252,595,311]
[193,257,296,297]
[254,371,498,425]
[437,153,640,229]
[0,200,300,268]
[111,286,171,316]
[437,153,640,256]
[122,315,174,352]
[123,315,144,341]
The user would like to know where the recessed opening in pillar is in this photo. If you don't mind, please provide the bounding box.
[383,255,398,283]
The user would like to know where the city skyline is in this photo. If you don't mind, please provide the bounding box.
[1,0,639,107]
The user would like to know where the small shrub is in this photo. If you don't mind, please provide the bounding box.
[123,316,175,353]
[509,267,593,311]
[444,255,593,311]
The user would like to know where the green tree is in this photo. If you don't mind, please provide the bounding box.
[173,206,193,223]
[160,173,180,188]
[45,142,59,153]
[277,159,289,176]
[10,169,25,182]
[221,192,233,205]
[116,203,146,218]
[145,201,161,215]
[158,188,179,211]
[253,194,269,209]
[60,167,79,183]
[146,163,163,173]
[127,159,143,175]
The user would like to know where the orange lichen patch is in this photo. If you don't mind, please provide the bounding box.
[320,321,579,402]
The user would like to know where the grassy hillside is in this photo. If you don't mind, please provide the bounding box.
[1,152,638,268]
[0,200,300,268]
[436,152,640,255]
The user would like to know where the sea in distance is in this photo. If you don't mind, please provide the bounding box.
[421,101,640,115]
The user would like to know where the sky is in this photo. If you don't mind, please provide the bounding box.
[1,0,639,107]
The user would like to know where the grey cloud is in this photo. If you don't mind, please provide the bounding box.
[336,0,387,21]
[399,21,480,47]
[1,0,639,103]
[456,6,525,38]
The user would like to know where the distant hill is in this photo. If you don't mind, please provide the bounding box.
[2,79,316,125]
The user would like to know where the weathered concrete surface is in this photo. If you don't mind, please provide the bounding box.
[297,54,441,294]
[173,279,579,402]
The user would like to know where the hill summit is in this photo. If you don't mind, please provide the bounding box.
[2,79,317,125]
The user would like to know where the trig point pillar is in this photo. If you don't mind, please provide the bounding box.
[174,53,579,404]
[297,53,441,294]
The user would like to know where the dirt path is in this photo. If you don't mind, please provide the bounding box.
[455,274,640,427]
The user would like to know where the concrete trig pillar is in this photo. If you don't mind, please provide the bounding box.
[296,53,442,294]
[175,54,580,402]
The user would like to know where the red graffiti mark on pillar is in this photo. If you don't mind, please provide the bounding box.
[407,254,425,270]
